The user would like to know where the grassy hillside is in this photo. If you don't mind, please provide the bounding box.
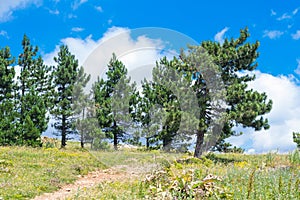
[71,151,300,199]
[0,144,299,199]
[0,144,104,199]
[0,144,181,199]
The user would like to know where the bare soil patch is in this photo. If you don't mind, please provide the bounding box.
[32,168,137,200]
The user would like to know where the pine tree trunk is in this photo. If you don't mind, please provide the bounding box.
[146,137,150,149]
[80,109,85,148]
[61,115,66,148]
[20,71,25,129]
[163,137,172,151]
[91,138,94,150]
[113,132,118,150]
[81,138,84,148]
[113,120,118,150]
[194,129,205,158]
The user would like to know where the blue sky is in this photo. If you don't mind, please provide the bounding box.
[1,0,300,153]
[1,0,300,76]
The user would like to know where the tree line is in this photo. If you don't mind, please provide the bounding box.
[0,28,273,157]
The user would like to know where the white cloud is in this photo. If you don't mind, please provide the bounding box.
[291,30,300,40]
[214,27,229,44]
[294,59,300,75]
[48,9,59,15]
[0,0,41,22]
[263,30,284,39]
[43,26,180,94]
[12,66,21,85]
[276,8,298,21]
[43,34,98,67]
[293,8,299,15]
[71,27,84,32]
[72,0,88,10]
[271,9,276,16]
[0,30,8,38]
[227,71,300,153]
[277,13,292,21]
[95,6,103,12]
[68,13,77,19]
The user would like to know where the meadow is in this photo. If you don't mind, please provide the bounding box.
[0,143,299,199]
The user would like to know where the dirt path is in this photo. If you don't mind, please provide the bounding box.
[32,168,135,200]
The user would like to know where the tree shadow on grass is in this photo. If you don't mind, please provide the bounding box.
[204,153,243,165]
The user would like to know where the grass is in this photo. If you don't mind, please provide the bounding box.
[0,143,299,200]
[0,143,104,199]
[70,151,300,200]
[0,143,181,200]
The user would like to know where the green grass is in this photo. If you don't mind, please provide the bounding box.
[0,144,104,199]
[0,144,182,200]
[70,151,300,200]
[0,143,299,200]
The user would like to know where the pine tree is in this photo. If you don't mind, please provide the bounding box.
[139,80,179,150]
[72,66,92,148]
[0,46,16,145]
[137,81,163,149]
[75,102,107,150]
[16,35,51,146]
[94,54,136,150]
[51,45,79,148]
[176,28,272,157]
[139,58,198,151]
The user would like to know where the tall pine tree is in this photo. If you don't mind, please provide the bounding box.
[94,54,136,150]
[174,28,272,157]
[139,79,181,150]
[51,45,79,148]
[139,58,199,151]
[16,35,51,146]
[72,66,92,148]
[0,47,16,145]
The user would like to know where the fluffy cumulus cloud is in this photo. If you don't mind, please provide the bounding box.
[0,0,41,22]
[214,27,229,44]
[227,71,300,153]
[263,30,284,39]
[43,33,98,67]
[43,26,179,91]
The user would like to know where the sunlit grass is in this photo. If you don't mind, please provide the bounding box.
[0,143,299,200]
[0,144,182,199]
[0,145,104,199]
[70,151,300,200]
